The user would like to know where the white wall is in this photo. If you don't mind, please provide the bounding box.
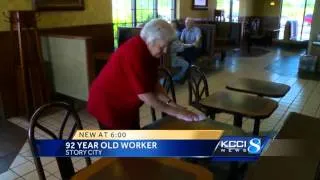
[41,36,90,101]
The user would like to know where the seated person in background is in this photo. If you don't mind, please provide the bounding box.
[180,17,202,64]
[170,20,189,84]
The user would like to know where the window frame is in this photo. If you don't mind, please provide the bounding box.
[279,0,315,41]
[113,0,177,48]
[216,0,239,22]
[130,0,177,27]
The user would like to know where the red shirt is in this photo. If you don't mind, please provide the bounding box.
[87,36,159,129]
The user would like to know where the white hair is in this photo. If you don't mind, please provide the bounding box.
[140,19,176,44]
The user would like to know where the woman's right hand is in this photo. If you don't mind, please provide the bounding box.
[176,109,206,122]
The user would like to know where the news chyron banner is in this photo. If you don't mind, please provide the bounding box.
[34,130,270,161]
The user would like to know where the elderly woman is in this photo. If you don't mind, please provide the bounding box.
[87,19,205,130]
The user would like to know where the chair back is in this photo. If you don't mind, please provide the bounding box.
[188,65,209,106]
[315,161,320,180]
[160,52,172,70]
[198,24,216,57]
[118,27,141,47]
[0,93,5,127]
[28,102,91,180]
[151,68,176,122]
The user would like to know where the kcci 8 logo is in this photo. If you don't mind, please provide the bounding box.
[217,137,262,155]
[248,138,261,154]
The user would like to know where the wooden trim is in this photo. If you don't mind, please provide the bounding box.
[40,23,115,53]
[44,34,92,40]
[85,38,95,87]
[33,0,85,11]
[40,23,113,31]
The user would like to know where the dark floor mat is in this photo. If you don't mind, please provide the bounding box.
[195,55,235,74]
[0,121,27,174]
[265,56,320,80]
[233,47,271,57]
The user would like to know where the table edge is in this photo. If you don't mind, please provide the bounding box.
[71,158,214,180]
[226,85,291,98]
[200,100,279,119]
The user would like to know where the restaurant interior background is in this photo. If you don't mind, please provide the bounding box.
[1,0,320,179]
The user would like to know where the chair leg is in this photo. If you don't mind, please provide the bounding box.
[228,162,248,180]
[228,162,239,180]
[210,113,216,120]
[233,115,243,128]
[253,119,261,136]
[221,51,226,61]
[151,109,156,122]
[207,111,216,120]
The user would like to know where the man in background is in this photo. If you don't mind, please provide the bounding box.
[180,17,202,64]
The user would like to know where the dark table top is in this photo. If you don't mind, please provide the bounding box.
[72,158,213,180]
[245,112,320,180]
[245,157,319,180]
[276,112,320,139]
[143,116,245,136]
[226,78,290,98]
[200,91,278,119]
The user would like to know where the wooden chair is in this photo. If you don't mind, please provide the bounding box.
[151,67,177,122]
[197,24,227,62]
[28,102,91,180]
[188,65,216,118]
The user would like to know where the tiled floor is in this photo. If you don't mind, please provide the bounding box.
[1,47,320,180]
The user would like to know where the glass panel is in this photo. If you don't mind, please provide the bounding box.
[136,0,155,25]
[217,0,231,22]
[279,0,314,41]
[112,0,177,48]
[158,0,175,21]
[231,0,239,22]
[112,0,133,48]
[301,0,315,40]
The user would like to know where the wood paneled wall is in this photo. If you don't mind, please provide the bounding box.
[0,23,114,118]
[0,31,18,117]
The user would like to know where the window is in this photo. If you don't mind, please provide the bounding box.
[112,0,176,48]
[279,0,315,41]
[216,0,239,22]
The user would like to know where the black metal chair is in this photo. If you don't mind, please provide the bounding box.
[151,67,177,122]
[28,102,91,180]
[188,65,216,119]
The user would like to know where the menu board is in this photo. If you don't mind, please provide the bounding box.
[194,0,206,6]
[192,0,208,9]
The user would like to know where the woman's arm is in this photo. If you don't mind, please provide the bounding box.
[154,83,171,102]
[154,83,186,110]
[138,92,205,122]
